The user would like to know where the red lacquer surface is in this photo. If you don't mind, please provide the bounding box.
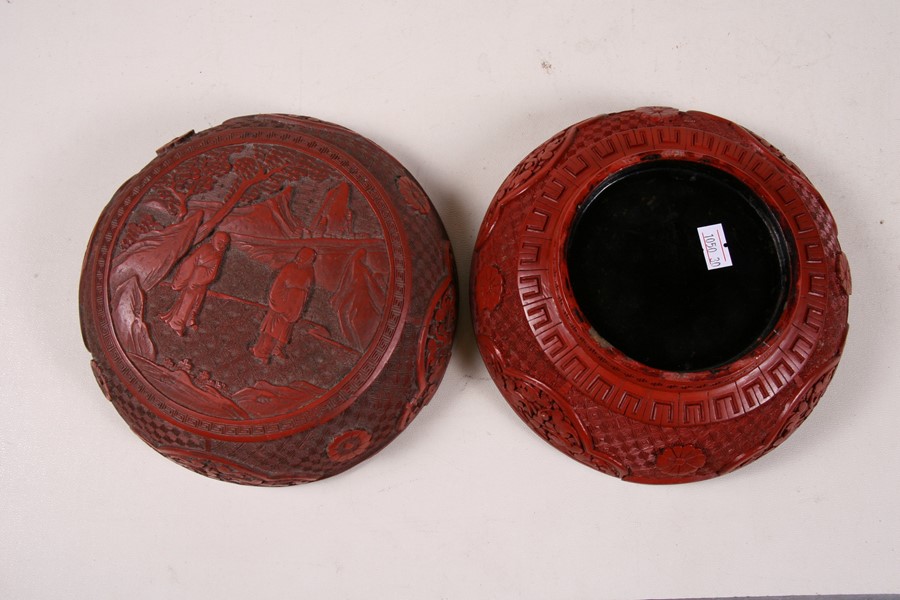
[471,107,850,483]
[81,114,457,485]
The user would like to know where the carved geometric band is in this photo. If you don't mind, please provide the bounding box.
[516,126,831,427]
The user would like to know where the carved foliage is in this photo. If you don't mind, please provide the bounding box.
[397,175,431,216]
[401,260,457,432]
[475,126,576,251]
[719,359,841,475]
[494,128,574,202]
[837,251,852,296]
[500,368,627,478]
[160,447,317,486]
[769,363,838,452]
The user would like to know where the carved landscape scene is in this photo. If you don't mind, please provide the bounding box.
[109,144,390,420]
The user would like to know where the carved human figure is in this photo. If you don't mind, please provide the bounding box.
[160,231,230,336]
[251,247,317,362]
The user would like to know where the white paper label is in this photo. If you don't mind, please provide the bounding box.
[697,223,732,270]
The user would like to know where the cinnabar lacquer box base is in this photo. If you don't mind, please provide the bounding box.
[472,107,850,483]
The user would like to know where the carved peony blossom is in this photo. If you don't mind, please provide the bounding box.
[327,429,372,463]
[656,444,707,477]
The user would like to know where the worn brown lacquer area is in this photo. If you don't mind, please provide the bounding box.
[471,107,850,483]
[80,115,457,485]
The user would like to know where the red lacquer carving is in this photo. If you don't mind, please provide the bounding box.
[474,126,577,252]
[719,357,842,475]
[500,367,627,477]
[400,250,457,432]
[474,263,503,315]
[90,360,112,402]
[327,429,372,463]
[161,447,318,486]
[472,107,850,483]
[397,175,431,216]
[160,232,230,336]
[251,247,317,362]
[81,114,457,485]
[656,445,707,477]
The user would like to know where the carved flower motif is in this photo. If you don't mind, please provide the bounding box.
[476,264,504,312]
[531,407,580,450]
[787,399,814,438]
[636,106,680,121]
[327,429,372,463]
[496,131,566,198]
[656,444,707,477]
[776,368,835,446]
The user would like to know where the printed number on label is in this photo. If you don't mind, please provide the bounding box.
[697,223,733,270]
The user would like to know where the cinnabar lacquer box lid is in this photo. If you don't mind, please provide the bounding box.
[80,114,457,485]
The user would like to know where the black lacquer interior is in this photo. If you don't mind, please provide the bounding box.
[566,160,791,372]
